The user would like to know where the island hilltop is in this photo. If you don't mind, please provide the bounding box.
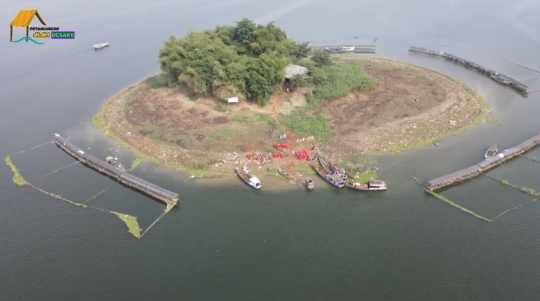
[92,18,490,181]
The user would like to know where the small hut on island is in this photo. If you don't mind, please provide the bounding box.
[283,64,308,92]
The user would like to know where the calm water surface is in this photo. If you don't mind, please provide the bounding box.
[2,0,540,300]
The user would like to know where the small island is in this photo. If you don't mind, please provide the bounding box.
[92,18,490,182]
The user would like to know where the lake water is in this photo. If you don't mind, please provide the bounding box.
[2,0,540,300]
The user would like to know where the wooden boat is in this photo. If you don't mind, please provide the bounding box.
[346,179,387,191]
[312,164,345,188]
[318,156,332,173]
[485,143,500,158]
[235,167,261,189]
[277,167,295,181]
[106,156,125,171]
[491,73,511,85]
[94,42,109,50]
[305,177,315,190]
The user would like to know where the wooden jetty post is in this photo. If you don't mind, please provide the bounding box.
[409,46,530,95]
[53,134,179,207]
[425,133,540,191]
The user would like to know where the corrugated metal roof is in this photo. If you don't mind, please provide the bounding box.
[10,9,46,27]
[284,64,308,79]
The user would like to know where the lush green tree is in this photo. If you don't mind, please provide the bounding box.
[292,42,311,59]
[159,19,375,107]
[290,74,308,89]
[311,50,332,66]
[159,19,299,106]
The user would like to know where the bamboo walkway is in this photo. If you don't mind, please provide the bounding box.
[425,133,540,191]
[409,46,530,94]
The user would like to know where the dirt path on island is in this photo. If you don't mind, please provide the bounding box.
[270,94,299,172]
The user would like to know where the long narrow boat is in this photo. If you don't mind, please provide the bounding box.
[346,179,387,191]
[277,167,295,182]
[235,167,261,189]
[318,156,332,173]
[312,164,345,188]
[491,73,512,85]
[485,143,500,159]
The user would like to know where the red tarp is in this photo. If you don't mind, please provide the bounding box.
[272,151,284,159]
[294,149,309,160]
[273,143,289,149]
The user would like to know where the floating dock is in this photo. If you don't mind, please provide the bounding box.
[309,44,376,53]
[54,134,179,207]
[409,46,530,94]
[425,133,540,191]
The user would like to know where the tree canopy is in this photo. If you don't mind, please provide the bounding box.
[159,19,310,106]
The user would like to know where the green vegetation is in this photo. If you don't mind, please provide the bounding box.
[281,60,377,142]
[51,193,87,208]
[301,63,377,105]
[500,178,540,197]
[339,154,379,183]
[159,19,310,106]
[130,153,146,171]
[281,111,331,142]
[111,211,141,238]
[5,156,26,186]
[158,18,376,110]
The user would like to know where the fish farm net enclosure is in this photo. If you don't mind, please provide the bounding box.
[5,139,176,239]
[433,151,540,221]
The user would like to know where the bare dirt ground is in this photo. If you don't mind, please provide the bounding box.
[95,56,488,177]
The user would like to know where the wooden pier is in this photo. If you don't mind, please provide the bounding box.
[409,46,530,94]
[54,134,179,207]
[309,44,376,53]
[425,133,540,191]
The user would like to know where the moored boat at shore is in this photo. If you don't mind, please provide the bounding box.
[346,179,387,191]
[277,166,295,182]
[318,156,332,173]
[235,167,261,189]
[485,142,500,158]
[312,164,346,188]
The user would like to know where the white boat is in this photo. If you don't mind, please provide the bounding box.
[94,43,109,50]
[235,167,262,189]
[346,179,387,191]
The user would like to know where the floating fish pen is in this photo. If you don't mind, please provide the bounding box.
[53,134,179,207]
[409,46,530,94]
[309,45,376,53]
[425,133,540,191]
